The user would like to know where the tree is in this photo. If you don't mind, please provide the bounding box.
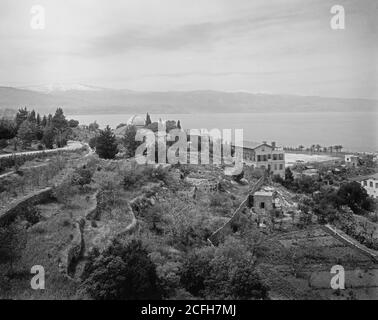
[36,113,41,126]
[146,122,159,133]
[42,125,55,149]
[177,120,181,130]
[35,125,44,141]
[28,110,36,123]
[89,121,99,132]
[337,181,375,214]
[81,239,162,300]
[41,115,47,127]
[17,120,36,147]
[146,113,152,126]
[181,247,214,297]
[181,238,269,299]
[15,107,29,129]
[68,119,79,128]
[47,114,53,126]
[0,119,16,140]
[52,108,69,147]
[123,125,142,158]
[230,262,269,299]
[52,108,67,130]
[88,136,97,149]
[285,167,294,183]
[96,125,118,159]
[165,120,177,132]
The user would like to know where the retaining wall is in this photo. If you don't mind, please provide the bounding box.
[0,187,53,226]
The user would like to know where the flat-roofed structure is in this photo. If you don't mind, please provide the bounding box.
[359,173,378,199]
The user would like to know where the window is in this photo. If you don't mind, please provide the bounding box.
[364,181,368,186]
[370,181,374,188]
[376,183,378,189]
[279,164,283,170]
[260,202,265,209]
[268,154,271,160]
[263,155,267,161]
[273,154,277,161]
[274,164,277,170]
[279,154,284,160]
[257,155,261,162]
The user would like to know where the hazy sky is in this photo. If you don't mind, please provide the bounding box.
[0,0,377,98]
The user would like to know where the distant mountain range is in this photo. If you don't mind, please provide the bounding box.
[0,85,377,116]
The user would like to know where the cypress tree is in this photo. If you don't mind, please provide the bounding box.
[95,125,118,159]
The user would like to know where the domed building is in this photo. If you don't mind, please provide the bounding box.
[114,115,146,138]
[127,115,146,128]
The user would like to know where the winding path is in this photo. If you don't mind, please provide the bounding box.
[0,140,85,159]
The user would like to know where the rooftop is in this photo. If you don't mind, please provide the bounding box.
[351,173,378,182]
[254,191,274,197]
[233,140,275,150]
[127,115,145,127]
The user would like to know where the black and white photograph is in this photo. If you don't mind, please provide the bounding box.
[0,0,377,306]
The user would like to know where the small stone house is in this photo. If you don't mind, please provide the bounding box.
[253,191,274,214]
[345,154,359,167]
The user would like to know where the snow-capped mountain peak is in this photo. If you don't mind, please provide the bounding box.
[19,83,107,93]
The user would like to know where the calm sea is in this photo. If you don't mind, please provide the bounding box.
[69,112,378,153]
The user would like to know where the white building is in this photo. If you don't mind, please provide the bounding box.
[360,173,378,199]
[235,141,285,178]
[345,154,359,167]
[114,115,146,138]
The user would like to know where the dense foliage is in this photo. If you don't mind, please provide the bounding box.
[0,107,77,151]
[81,239,162,300]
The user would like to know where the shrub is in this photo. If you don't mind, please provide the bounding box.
[0,139,7,148]
[181,247,214,297]
[22,206,42,225]
[32,225,46,234]
[0,223,26,268]
[122,165,171,190]
[71,167,93,187]
[88,136,97,149]
[181,237,269,299]
[123,170,141,190]
[229,263,269,299]
[53,172,79,204]
[81,239,162,300]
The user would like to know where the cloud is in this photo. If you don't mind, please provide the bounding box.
[0,0,376,98]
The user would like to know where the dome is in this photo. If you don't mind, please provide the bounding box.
[127,115,145,127]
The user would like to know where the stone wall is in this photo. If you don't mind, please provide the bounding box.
[0,187,53,226]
